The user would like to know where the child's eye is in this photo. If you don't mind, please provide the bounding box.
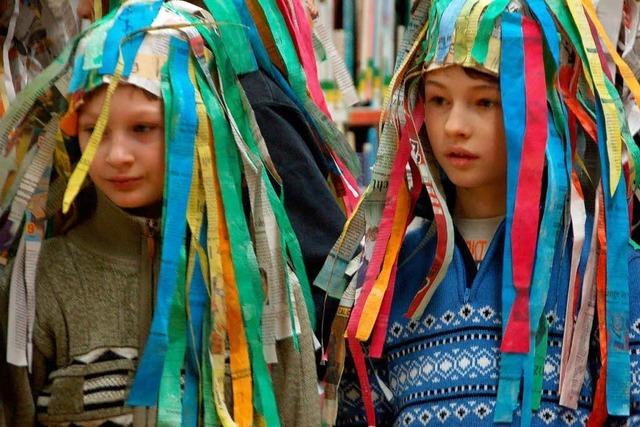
[80,125,95,134]
[477,98,500,108]
[133,124,157,133]
[427,96,448,106]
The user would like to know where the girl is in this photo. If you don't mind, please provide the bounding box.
[316,0,640,425]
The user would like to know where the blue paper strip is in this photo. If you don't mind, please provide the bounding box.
[183,227,208,427]
[99,0,162,78]
[128,37,197,405]
[526,0,560,67]
[596,94,631,416]
[435,0,469,62]
[520,113,568,427]
[494,11,526,423]
[68,55,88,93]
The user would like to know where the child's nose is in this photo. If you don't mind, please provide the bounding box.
[444,104,472,138]
[105,134,135,166]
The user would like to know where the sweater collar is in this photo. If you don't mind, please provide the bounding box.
[69,190,159,260]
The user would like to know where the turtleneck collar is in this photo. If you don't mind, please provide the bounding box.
[68,190,160,261]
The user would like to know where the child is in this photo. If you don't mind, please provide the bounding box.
[0,0,353,425]
[315,0,640,425]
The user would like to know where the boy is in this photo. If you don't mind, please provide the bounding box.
[316,0,640,425]
[0,0,351,425]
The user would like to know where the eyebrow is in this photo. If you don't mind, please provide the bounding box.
[424,79,499,91]
[78,111,98,122]
[78,107,163,122]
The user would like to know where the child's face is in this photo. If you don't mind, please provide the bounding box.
[77,84,165,210]
[424,65,506,195]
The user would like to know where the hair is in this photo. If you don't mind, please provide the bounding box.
[423,65,498,83]
[461,66,498,83]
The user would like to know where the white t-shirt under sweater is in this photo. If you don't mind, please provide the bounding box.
[455,216,504,267]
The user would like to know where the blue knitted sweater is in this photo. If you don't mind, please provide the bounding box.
[337,221,640,426]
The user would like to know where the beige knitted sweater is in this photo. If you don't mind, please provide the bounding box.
[1,191,321,426]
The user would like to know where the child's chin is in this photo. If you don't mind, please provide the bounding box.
[447,175,479,189]
[109,195,145,209]
[109,194,163,216]
[122,200,164,218]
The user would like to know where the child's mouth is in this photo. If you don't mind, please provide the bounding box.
[108,177,142,190]
[446,151,479,167]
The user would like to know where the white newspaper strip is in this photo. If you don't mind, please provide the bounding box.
[262,266,302,352]
[621,0,639,59]
[6,118,59,238]
[238,88,282,185]
[407,133,455,320]
[395,0,430,73]
[7,234,29,367]
[626,97,640,136]
[7,212,43,369]
[50,0,79,40]
[218,75,298,364]
[339,274,359,309]
[313,17,359,107]
[559,186,600,408]
[2,0,20,101]
[596,0,623,78]
[558,176,587,390]
[6,122,57,369]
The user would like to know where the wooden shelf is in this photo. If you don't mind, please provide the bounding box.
[347,107,381,127]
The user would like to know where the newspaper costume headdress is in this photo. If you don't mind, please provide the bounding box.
[316,0,640,425]
[0,0,358,423]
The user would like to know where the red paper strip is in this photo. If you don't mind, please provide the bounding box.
[501,17,548,353]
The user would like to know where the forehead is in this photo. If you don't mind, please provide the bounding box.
[78,84,162,117]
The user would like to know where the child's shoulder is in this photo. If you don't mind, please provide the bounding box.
[40,230,79,261]
[0,235,73,320]
[35,234,79,290]
[628,242,640,263]
[399,219,435,262]
[627,243,640,277]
